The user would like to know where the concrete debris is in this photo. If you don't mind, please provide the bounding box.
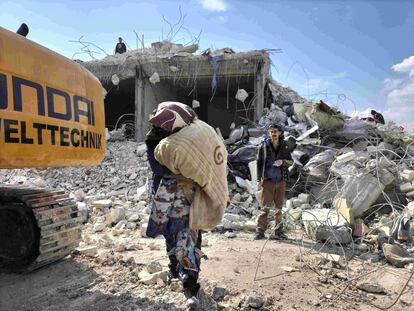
[358,252,381,263]
[169,65,180,72]
[340,173,389,217]
[169,279,183,292]
[212,287,227,301]
[76,202,89,223]
[357,282,386,294]
[106,207,126,225]
[224,231,237,238]
[146,261,163,274]
[321,253,346,268]
[76,245,98,257]
[246,296,264,309]
[73,189,86,202]
[136,144,147,157]
[127,213,140,222]
[400,182,414,193]
[140,222,148,238]
[315,225,353,245]
[302,208,349,243]
[401,169,414,182]
[113,219,127,230]
[31,178,47,188]
[140,270,169,285]
[91,200,112,209]
[108,127,127,142]
[280,266,300,272]
[383,243,414,268]
[93,223,106,232]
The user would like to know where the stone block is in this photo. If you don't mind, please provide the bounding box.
[91,199,112,209]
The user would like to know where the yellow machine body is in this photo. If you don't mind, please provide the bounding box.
[0,26,105,168]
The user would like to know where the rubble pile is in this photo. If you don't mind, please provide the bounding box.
[1,99,413,264]
[225,98,414,267]
[0,140,150,199]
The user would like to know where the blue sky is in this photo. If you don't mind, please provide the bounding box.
[1,0,414,129]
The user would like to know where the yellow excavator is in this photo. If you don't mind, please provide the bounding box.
[0,24,106,271]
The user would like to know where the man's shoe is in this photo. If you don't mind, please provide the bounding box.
[254,231,266,240]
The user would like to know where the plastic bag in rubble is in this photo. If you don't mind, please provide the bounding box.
[235,176,248,189]
[291,150,310,166]
[235,89,249,103]
[228,145,258,164]
[224,126,248,145]
[111,74,120,86]
[304,149,336,177]
[335,118,375,138]
[149,72,160,84]
[192,100,200,108]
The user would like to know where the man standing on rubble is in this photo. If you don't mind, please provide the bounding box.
[255,124,293,240]
[114,37,126,54]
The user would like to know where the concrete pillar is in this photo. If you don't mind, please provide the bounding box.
[135,66,145,142]
[255,59,270,121]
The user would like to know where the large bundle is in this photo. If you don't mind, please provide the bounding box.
[155,119,229,230]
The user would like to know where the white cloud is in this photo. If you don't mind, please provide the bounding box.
[198,0,227,12]
[392,55,414,76]
[381,55,414,130]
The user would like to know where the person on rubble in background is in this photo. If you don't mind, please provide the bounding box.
[145,103,204,309]
[371,110,385,125]
[254,123,294,240]
[114,37,126,54]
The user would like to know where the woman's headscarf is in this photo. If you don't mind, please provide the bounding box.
[149,101,197,133]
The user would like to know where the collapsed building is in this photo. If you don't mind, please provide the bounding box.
[2,39,414,310]
[80,42,306,140]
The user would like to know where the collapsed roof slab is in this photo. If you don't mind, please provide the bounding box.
[82,50,270,88]
[81,49,270,141]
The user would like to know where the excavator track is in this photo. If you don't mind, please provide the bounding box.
[0,185,82,271]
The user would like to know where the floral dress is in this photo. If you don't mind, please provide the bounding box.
[146,177,206,275]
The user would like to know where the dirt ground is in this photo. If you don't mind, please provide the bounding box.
[1,232,413,311]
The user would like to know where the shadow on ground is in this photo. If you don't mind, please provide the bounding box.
[0,258,216,311]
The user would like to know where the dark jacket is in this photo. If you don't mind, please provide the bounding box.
[115,42,126,54]
[145,126,171,194]
[257,137,293,183]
